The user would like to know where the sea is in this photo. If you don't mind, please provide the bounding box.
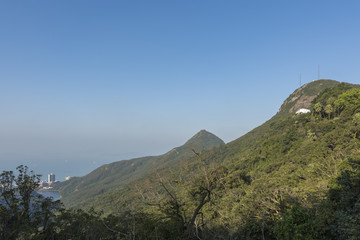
[37,190,61,201]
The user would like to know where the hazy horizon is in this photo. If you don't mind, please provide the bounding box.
[2,1,360,180]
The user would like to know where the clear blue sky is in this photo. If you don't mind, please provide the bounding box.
[1,0,360,180]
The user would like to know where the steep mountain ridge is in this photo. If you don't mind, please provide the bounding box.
[54,79,360,239]
[77,80,359,214]
[222,79,343,158]
[55,130,224,207]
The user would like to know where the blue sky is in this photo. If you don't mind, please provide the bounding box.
[1,0,360,180]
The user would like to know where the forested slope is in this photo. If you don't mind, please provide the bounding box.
[83,79,345,213]
[2,80,360,239]
[76,80,360,239]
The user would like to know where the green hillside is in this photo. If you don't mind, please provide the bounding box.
[54,129,225,208]
[64,80,346,213]
[3,79,360,239]
[66,79,360,239]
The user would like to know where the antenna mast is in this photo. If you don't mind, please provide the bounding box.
[318,64,320,80]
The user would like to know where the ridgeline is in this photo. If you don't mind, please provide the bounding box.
[54,129,225,208]
[5,79,360,239]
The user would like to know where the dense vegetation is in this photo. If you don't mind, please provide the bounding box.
[2,80,360,239]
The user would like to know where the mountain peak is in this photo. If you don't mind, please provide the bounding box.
[190,129,214,139]
[278,79,340,114]
[184,130,225,150]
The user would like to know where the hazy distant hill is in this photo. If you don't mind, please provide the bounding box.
[54,130,225,207]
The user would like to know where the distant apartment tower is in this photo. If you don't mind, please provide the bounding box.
[48,173,55,183]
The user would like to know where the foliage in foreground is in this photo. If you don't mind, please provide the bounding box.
[1,159,360,239]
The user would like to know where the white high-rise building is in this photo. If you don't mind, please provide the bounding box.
[48,173,55,183]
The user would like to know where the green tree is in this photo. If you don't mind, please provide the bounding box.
[313,102,323,117]
[273,204,321,240]
[334,88,360,116]
[142,151,228,239]
[352,113,360,139]
[328,160,360,240]
[0,166,61,240]
[0,165,43,239]
[324,104,333,119]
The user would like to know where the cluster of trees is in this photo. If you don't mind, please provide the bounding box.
[1,159,360,239]
[0,157,230,239]
[0,166,137,239]
[313,83,360,119]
